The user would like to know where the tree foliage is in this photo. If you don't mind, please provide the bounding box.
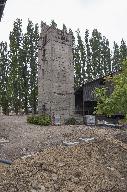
[73,28,113,89]
[74,29,86,88]
[112,42,121,72]
[9,18,23,114]
[95,61,127,119]
[0,18,39,114]
[1,19,127,114]
[0,41,10,114]
[85,29,92,82]
[25,20,39,114]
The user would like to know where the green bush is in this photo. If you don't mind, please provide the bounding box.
[27,115,51,126]
[65,117,77,125]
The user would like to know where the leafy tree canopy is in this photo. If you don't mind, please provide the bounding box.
[95,60,127,119]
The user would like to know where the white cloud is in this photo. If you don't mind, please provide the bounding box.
[0,0,127,46]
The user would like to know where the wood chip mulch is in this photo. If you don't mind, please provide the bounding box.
[0,134,127,192]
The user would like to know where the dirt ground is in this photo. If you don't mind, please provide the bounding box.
[0,115,97,161]
[0,115,127,192]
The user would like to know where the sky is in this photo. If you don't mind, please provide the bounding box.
[0,0,127,46]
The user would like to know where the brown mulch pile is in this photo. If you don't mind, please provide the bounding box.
[0,135,127,192]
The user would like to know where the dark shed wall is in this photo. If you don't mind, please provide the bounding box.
[75,74,116,115]
[83,77,114,115]
[83,79,103,101]
[75,87,83,114]
[83,78,113,102]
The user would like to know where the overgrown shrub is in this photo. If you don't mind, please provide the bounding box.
[65,117,77,125]
[27,115,51,126]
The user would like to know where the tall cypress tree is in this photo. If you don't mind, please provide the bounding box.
[9,18,23,114]
[120,39,127,63]
[74,41,81,88]
[85,29,92,81]
[26,20,39,114]
[77,30,86,84]
[20,33,29,114]
[74,29,86,88]
[101,36,111,75]
[0,42,10,114]
[112,42,121,72]
[89,29,103,79]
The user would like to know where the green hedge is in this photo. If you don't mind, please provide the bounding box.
[27,115,51,126]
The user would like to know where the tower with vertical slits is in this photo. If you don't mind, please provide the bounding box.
[38,21,74,122]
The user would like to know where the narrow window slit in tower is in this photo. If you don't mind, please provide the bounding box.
[43,49,46,57]
[42,69,44,78]
[43,35,47,46]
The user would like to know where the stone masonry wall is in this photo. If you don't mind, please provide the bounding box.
[38,22,74,122]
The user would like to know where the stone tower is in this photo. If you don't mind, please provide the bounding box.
[38,21,74,121]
